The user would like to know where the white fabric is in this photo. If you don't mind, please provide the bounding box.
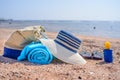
[40,39,57,57]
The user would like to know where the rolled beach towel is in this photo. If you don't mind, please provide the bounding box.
[17,43,53,64]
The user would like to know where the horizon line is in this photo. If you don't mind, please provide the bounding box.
[1,18,120,22]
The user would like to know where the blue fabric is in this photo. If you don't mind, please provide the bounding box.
[17,43,53,64]
[103,49,113,63]
[59,30,81,44]
[3,47,22,59]
[55,30,82,53]
[57,35,79,49]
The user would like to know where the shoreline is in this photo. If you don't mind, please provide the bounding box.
[0,27,120,40]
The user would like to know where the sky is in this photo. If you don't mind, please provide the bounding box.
[0,0,120,21]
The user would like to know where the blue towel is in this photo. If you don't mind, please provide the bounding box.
[17,43,53,64]
[3,47,22,59]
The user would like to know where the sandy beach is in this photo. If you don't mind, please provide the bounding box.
[0,28,120,80]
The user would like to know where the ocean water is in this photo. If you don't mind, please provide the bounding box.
[0,20,120,39]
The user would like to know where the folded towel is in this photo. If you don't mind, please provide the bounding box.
[3,47,22,59]
[17,43,53,64]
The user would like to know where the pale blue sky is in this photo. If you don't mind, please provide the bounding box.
[0,0,120,21]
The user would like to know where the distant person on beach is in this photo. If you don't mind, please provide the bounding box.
[9,22,12,24]
[93,26,96,29]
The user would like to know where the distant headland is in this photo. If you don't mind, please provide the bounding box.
[0,18,13,24]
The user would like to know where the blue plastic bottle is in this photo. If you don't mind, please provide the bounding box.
[103,49,113,63]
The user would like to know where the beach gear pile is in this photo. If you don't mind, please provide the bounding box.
[3,26,86,65]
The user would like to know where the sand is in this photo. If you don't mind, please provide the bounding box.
[0,28,120,80]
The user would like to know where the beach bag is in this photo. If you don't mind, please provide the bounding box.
[3,26,46,59]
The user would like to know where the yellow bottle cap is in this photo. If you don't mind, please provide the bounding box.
[104,41,111,49]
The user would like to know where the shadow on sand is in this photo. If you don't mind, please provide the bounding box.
[0,56,65,66]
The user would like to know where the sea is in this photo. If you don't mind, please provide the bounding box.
[0,20,120,39]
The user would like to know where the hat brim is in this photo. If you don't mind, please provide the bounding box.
[40,39,86,64]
